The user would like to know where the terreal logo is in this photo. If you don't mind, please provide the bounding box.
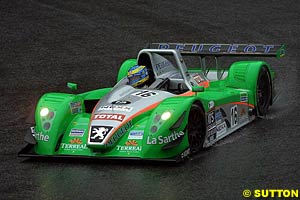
[93,114,125,122]
[61,138,87,150]
[125,140,138,146]
[70,138,82,144]
[89,126,114,143]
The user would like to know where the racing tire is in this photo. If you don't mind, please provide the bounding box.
[256,66,272,116]
[188,103,206,154]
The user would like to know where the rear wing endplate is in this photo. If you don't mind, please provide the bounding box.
[148,43,286,59]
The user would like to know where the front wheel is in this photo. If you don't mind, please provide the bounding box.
[188,104,206,154]
[256,66,272,116]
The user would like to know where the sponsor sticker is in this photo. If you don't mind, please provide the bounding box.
[125,140,138,146]
[147,131,185,145]
[239,108,248,124]
[208,101,215,109]
[61,138,87,151]
[241,108,246,116]
[70,101,82,114]
[106,121,133,147]
[215,109,222,124]
[111,100,131,105]
[116,145,142,152]
[240,92,248,102]
[181,148,190,159]
[70,138,82,144]
[216,121,227,136]
[89,126,114,144]
[69,129,85,137]
[128,130,144,140]
[230,105,238,128]
[207,111,215,124]
[30,126,36,135]
[131,90,158,98]
[155,60,171,70]
[207,126,217,138]
[93,113,125,122]
[208,133,216,142]
[98,105,133,112]
[116,140,141,152]
[207,110,216,130]
[157,43,276,54]
[193,74,204,84]
[35,132,50,142]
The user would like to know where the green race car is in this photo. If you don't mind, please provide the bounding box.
[19,43,285,162]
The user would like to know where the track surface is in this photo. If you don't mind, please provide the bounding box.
[1,0,299,199]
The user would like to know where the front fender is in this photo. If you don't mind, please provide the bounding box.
[141,96,197,159]
[34,93,83,155]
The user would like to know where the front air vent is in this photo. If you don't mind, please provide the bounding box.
[43,94,69,104]
[84,100,99,113]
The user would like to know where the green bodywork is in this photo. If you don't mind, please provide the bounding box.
[30,57,273,161]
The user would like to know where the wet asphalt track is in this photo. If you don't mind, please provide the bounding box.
[1,0,300,199]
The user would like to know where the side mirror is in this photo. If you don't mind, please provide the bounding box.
[192,86,204,92]
[67,82,78,91]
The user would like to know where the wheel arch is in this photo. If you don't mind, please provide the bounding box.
[226,61,273,109]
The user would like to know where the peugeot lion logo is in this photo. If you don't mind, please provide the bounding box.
[89,126,113,143]
[91,127,108,140]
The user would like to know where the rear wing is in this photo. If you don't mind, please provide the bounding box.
[147,43,285,80]
[147,43,286,59]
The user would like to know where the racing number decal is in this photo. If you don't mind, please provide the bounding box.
[230,105,238,128]
[132,90,158,98]
[208,111,215,125]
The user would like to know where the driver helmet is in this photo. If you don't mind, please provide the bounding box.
[127,65,149,87]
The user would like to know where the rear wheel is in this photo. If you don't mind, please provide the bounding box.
[188,104,206,154]
[256,66,272,116]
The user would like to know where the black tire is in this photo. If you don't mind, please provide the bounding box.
[187,103,206,154]
[256,66,272,116]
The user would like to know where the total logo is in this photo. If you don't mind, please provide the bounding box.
[147,131,185,145]
[93,114,125,122]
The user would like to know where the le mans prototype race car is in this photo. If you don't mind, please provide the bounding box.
[19,43,285,162]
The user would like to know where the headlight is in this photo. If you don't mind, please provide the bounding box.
[161,111,172,120]
[40,108,49,117]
